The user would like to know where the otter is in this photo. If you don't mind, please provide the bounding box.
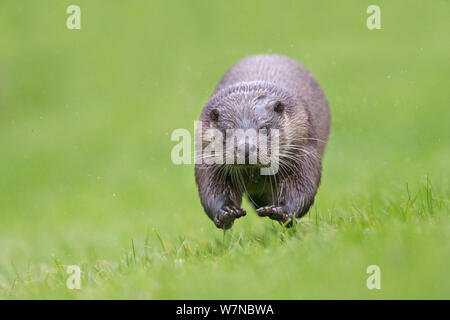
[195,54,330,229]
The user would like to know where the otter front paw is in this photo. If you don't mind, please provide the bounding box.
[214,206,246,230]
[256,205,295,226]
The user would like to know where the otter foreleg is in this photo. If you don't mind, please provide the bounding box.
[256,157,321,226]
[195,166,246,229]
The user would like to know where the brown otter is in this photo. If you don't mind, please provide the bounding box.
[195,54,330,229]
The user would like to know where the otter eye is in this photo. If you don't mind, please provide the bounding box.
[274,102,284,113]
[210,109,219,121]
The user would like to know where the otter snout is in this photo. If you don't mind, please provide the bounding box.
[235,137,258,165]
[238,140,256,158]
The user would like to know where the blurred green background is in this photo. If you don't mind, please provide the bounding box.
[0,0,449,299]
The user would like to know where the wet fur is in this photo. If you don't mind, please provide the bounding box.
[195,54,330,229]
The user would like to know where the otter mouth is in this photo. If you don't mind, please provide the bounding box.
[229,164,260,168]
[227,162,271,169]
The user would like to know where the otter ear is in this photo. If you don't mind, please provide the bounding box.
[210,108,219,121]
[273,101,285,113]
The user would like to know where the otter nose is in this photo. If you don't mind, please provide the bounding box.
[244,142,256,157]
[237,141,256,164]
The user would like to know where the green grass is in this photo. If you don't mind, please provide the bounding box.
[0,0,449,299]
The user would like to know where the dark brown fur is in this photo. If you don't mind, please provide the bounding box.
[195,54,330,229]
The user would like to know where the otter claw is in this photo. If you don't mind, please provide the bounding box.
[256,205,295,226]
[214,206,246,229]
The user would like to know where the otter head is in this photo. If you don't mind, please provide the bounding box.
[201,81,310,169]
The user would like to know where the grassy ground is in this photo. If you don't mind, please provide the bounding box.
[0,1,449,299]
